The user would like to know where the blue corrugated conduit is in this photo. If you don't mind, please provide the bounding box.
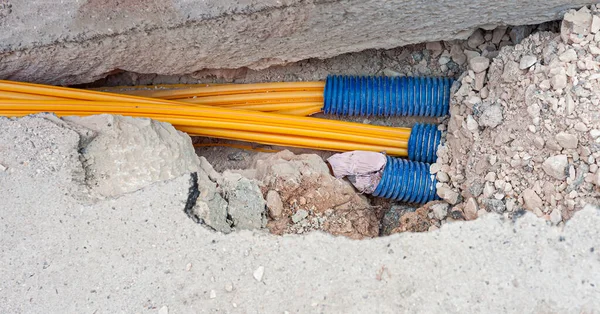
[372,155,439,204]
[323,75,452,117]
[407,123,441,164]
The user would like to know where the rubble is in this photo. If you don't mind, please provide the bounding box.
[433,5,600,225]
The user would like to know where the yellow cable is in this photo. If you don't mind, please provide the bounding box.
[1,106,408,148]
[0,100,410,140]
[179,91,323,105]
[142,81,325,99]
[276,106,323,116]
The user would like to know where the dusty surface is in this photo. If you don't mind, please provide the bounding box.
[0,0,595,85]
[2,114,600,313]
[434,6,600,225]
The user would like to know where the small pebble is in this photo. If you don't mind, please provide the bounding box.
[253,266,265,282]
[210,290,217,299]
[159,306,169,314]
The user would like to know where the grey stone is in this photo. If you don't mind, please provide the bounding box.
[478,103,504,128]
[220,171,267,230]
[467,29,485,49]
[509,25,533,44]
[483,199,506,213]
[432,203,450,220]
[1,0,593,85]
[291,209,309,223]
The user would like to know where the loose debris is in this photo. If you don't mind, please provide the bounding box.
[432,5,600,225]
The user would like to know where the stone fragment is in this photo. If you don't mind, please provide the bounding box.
[555,132,578,149]
[549,208,563,224]
[291,209,308,223]
[450,45,467,65]
[519,55,537,69]
[522,189,543,211]
[482,199,506,213]
[551,74,567,90]
[464,198,478,220]
[574,122,588,132]
[467,29,485,49]
[542,155,569,180]
[466,115,479,132]
[478,104,503,128]
[509,25,532,44]
[559,49,578,62]
[491,26,507,44]
[437,171,450,183]
[437,186,460,204]
[426,41,443,51]
[431,203,449,220]
[253,266,265,282]
[266,190,284,219]
[474,71,486,91]
[469,56,490,73]
[592,15,600,34]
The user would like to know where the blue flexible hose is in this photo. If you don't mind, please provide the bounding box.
[372,156,439,204]
[407,123,441,164]
[323,75,452,117]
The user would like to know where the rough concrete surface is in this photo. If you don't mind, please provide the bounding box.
[0,0,595,85]
[2,115,600,313]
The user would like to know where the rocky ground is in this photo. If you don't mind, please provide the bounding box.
[434,6,600,226]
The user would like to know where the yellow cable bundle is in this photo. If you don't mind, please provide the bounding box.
[0,80,411,156]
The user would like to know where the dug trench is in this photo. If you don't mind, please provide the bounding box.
[61,7,599,238]
[3,6,600,313]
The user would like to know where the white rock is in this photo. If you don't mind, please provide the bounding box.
[430,163,441,174]
[469,56,490,73]
[253,266,265,282]
[555,132,579,149]
[439,56,451,65]
[431,203,449,220]
[574,122,588,132]
[0,164,6,172]
[466,115,479,132]
[551,74,568,90]
[484,172,497,182]
[210,290,217,299]
[488,155,497,166]
[437,171,450,183]
[590,129,600,139]
[159,306,169,314]
[522,189,543,211]
[592,15,600,34]
[542,155,569,180]
[437,186,460,204]
[549,208,563,224]
[519,55,537,69]
[559,49,578,62]
[590,44,600,55]
[225,282,234,292]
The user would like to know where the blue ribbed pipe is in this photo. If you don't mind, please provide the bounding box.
[323,75,452,117]
[407,123,441,164]
[372,156,438,204]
